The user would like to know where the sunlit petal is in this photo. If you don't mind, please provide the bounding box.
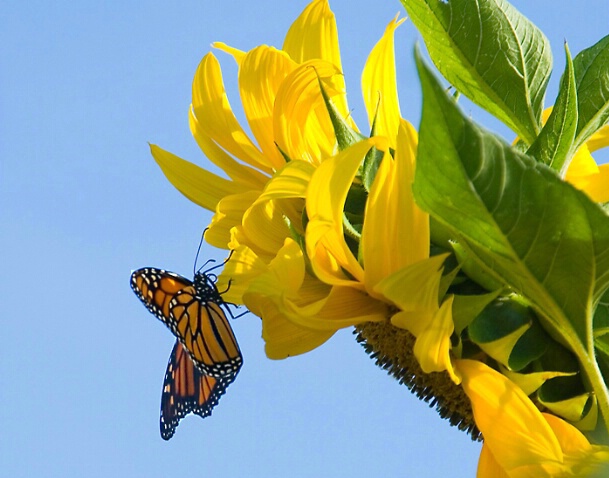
[238,46,296,169]
[189,109,270,189]
[457,359,563,472]
[192,53,273,171]
[585,124,609,153]
[413,296,460,383]
[306,140,374,286]
[206,190,261,248]
[273,60,343,163]
[376,254,448,318]
[362,120,427,294]
[212,41,246,65]
[149,144,241,211]
[255,160,315,203]
[242,199,292,255]
[216,244,268,304]
[282,0,348,117]
[361,16,405,148]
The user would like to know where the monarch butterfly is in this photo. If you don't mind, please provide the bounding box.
[130,266,242,439]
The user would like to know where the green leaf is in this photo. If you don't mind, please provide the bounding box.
[527,43,578,174]
[573,34,609,150]
[413,50,609,360]
[400,0,552,143]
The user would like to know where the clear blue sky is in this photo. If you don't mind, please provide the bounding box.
[2,1,607,477]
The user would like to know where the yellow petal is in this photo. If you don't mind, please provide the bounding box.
[361,16,405,148]
[477,443,510,478]
[255,160,315,203]
[242,238,333,358]
[585,124,609,153]
[413,296,461,383]
[243,238,386,358]
[362,120,427,294]
[189,109,270,189]
[242,199,292,255]
[306,140,373,286]
[282,0,348,116]
[273,60,343,163]
[456,359,564,472]
[477,414,609,478]
[206,190,261,248]
[375,253,448,317]
[261,299,336,359]
[566,143,599,178]
[216,244,267,304]
[191,53,273,171]
[568,163,609,203]
[238,46,296,169]
[283,0,341,66]
[212,42,246,65]
[149,144,241,211]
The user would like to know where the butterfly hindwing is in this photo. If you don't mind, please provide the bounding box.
[160,340,232,440]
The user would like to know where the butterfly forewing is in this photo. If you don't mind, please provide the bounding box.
[130,268,192,320]
[169,285,242,378]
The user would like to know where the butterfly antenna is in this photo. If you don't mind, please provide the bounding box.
[193,228,208,276]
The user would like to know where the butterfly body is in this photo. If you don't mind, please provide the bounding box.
[130,267,242,439]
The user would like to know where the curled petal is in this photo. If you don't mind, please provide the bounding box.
[413,296,460,384]
[206,190,261,248]
[306,140,374,286]
[242,199,293,255]
[273,60,344,163]
[255,160,315,203]
[217,244,267,305]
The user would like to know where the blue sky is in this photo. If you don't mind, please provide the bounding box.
[2,1,607,477]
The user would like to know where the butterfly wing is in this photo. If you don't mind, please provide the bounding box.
[130,267,193,322]
[160,340,232,440]
[169,284,243,378]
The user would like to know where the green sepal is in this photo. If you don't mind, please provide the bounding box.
[527,43,577,174]
[361,146,385,193]
[499,365,575,396]
[538,390,593,423]
[468,299,548,371]
[317,75,365,151]
[452,289,502,335]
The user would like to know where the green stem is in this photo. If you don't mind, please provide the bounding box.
[575,340,609,436]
